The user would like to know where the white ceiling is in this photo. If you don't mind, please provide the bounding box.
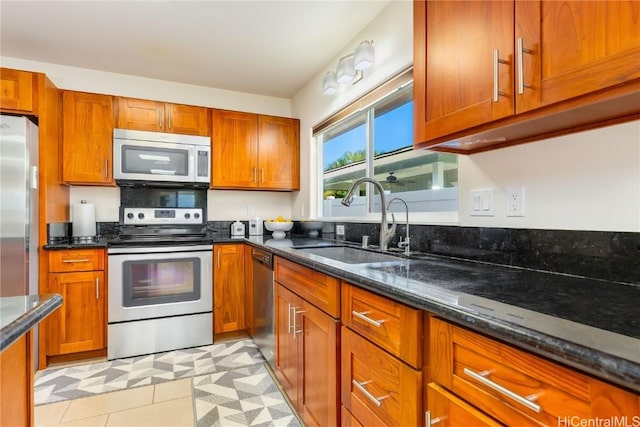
[0,0,391,98]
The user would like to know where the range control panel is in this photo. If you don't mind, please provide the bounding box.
[122,208,204,225]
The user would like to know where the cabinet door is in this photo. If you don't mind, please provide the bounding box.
[116,97,165,132]
[427,383,503,427]
[0,68,34,113]
[299,299,340,427]
[516,1,640,113]
[62,91,114,185]
[165,103,209,136]
[274,283,300,408]
[211,109,259,189]
[213,244,246,334]
[244,244,254,337]
[414,0,514,144]
[257,115,300,190]
[49,271,105,354]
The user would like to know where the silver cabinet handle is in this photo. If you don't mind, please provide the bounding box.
[425,410,442,425]
[261,168,265,184]
[352,310,385,328]
[517,38,533,95]
[158,111,162,128]
[104,159,108,179]
[253,167,257,183]
[463,367,542,413]
[292,308,305,339]
[95,277,99,299]
[493,49,508,102]
[168,110,172,129]
[352,379,389,407]
[217,250,221,269]
[287,303,293,334]
[62,259,90,263]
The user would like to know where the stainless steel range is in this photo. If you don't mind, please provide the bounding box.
[107,186,213,360]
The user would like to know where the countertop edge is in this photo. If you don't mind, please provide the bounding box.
[241,239,640,393]
[0,294,63,352]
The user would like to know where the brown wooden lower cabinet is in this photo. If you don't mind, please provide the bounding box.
[341,405,364,427]
[427,383,503,426]
[342,326,422,427]
[429,317,640,426]
[0,332,34,427]
[274,283,340,427]
[213,244,245,334]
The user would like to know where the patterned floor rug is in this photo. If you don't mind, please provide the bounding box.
[193,364,300,427]
[34,338,264,405]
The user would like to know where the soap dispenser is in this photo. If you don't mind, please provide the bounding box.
[231,220,245,237]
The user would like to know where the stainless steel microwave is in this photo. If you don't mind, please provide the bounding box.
[113,129,210,184]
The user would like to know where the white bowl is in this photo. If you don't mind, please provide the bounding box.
[264,221,293,239]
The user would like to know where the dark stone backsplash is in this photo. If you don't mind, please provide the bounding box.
[47,220,640,284]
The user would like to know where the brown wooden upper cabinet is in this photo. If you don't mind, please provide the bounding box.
[0,68,36,113]
[211,109,300,191]
[413,0,640,154]
[62,91,114,185]
[116,97,209,136]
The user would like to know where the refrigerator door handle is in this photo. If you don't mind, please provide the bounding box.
[30,166,38,190]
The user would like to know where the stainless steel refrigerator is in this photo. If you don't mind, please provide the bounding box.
[0,114,39,366]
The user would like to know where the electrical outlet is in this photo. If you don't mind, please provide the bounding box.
[506,187,525,217]
[336,224,345,235]
[247,205,255,216]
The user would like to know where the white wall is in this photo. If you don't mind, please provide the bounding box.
[1,56,295,222]
[290,1,414,222]
[289,2,640,233]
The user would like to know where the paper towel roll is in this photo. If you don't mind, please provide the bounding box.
[72,201,97,237]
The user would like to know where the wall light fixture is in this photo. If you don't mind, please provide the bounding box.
[322,40,374,95]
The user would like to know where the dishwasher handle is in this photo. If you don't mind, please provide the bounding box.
[252,248,273,269]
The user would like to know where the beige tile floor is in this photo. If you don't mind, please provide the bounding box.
[35,378,194,427]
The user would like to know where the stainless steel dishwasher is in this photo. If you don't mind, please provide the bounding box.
[252,247,275,369]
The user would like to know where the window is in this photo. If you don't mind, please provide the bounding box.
[316,77,458,220]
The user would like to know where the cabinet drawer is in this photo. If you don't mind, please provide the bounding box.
[342,282,422,368]
[275,257,340,317]
[430,317,640,426]
[49,249,105,272]
[427,383,503,427]
[341,405,364,427]
[342,327,421,427]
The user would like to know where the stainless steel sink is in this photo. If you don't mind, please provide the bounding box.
[294,246,403,264]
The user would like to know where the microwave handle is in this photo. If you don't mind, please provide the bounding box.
[149,169,177,175]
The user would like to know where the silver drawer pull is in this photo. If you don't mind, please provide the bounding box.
[425,410,443,425]
[352,310,385,328]
[292,309,305,339]
[62,259,90,263]
[463,368,542,413]
[352,379,390,407]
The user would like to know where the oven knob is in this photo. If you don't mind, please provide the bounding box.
[127,213,134,219]
[138,213,145,219]
[184,213,191,219]
[194,213,200,219]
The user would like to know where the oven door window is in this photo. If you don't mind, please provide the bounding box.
[122,257,201,307]
[121,145,190,178]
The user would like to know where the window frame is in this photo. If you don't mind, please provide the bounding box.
[314,69,459,224]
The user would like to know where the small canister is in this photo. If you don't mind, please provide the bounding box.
[249,217,263,236]
[231,220,245,237]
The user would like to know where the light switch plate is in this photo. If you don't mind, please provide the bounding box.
[470,189,495,216]
[336,224,345,235]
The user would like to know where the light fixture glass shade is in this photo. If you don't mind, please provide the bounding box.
[336,55,355,83]
[354,40,374,71]
[322,71,338,95]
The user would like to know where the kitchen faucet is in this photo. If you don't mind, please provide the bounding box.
[341,177,396,251]
[387,197,411,255]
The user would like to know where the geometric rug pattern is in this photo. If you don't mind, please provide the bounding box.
[34,338,265,406]
[193,364,300,427]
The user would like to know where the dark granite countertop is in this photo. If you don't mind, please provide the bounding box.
[0,294,63,351]
[242,235,640,393]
